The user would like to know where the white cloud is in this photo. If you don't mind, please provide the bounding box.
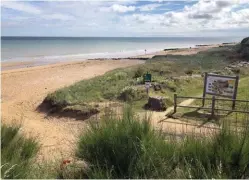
[139,4,162,11]
[1,1,42,14]
[110,4,136,13]
[1,0,249,37]
[121,0,249,35]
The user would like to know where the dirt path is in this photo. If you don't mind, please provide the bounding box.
[149,98,196,125]
[1,59,144,161]
[149,98,219,136]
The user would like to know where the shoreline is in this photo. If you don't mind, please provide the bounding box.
[1,43,236,71]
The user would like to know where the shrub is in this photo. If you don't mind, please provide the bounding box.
[1,124,39,179]
[102,88,117,100]
[231,67,240,74]
[114,71,128,80]
[184,69,193,75]
[163,80,177,92]
[134,67,145,78]
[239,37,249,60]
[119,86,147,102]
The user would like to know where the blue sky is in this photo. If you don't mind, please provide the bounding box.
[1,0,249,37]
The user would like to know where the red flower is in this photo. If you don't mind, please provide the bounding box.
[60,159,71,169]
[62,160,71,164]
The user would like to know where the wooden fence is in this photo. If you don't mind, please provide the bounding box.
[173,94,249,118]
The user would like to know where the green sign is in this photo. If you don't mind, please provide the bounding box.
[144,72,151,82]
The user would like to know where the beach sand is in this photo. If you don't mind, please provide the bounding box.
[1,59,144,160]
[1,44,223,160]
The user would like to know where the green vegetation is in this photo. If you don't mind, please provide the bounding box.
[238,37,249,60]
[57,106,249,179]
[1,124,66,179]
[2,107,249,179]
[1,124,39,179]
[42,44,249,117]
[119,86,147,102]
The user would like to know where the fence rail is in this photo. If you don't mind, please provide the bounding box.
[176,95,249,103]
[173,94,249,117]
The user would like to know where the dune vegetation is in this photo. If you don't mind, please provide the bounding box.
[42,41,249,118]
[68,106,249,179]
[1,124,39,179]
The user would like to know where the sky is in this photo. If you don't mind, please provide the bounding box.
[1,0,249,37]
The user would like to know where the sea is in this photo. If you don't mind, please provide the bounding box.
[1,36,243,64]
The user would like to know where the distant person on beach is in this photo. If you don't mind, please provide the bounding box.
[145,49,147,54]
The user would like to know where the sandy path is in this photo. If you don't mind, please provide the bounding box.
[1,59,144,160]
[149,98,219,137]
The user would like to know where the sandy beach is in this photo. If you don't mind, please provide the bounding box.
[1,59,144,160]
[1,44,224,160]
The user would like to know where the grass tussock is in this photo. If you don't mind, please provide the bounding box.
[64,106,249,179]
[1,124,39,179]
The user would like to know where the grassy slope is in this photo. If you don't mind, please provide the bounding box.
[43,45,249,115]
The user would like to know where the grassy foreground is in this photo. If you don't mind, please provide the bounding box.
[1,124,39,179]
[68,106,249,179]
[1,124,61,179]
[2,106,249,179]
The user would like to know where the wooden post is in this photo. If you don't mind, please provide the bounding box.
[232,75,239,110]
[145,82,149,96]
[173,94,177,114]
[202,72,208,107]
[211,95,216,118]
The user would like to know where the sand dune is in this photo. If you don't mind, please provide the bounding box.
[1,59,144,160]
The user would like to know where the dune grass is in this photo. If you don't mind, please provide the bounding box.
[1,124,65,179]
[57,106,249,179]
[1,124,39,179]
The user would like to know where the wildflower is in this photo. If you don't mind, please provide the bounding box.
[60,159,71,170]
[63,160,71,164]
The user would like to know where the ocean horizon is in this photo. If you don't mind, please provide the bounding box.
[1,36,243,64]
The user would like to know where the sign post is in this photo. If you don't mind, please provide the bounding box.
[202,72,208,107]
[144,72,152,95]
[202,73,239,109]
[145,82,150,95]
[232,75,239,109]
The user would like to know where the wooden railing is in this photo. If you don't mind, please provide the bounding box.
[173,94,249,117]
